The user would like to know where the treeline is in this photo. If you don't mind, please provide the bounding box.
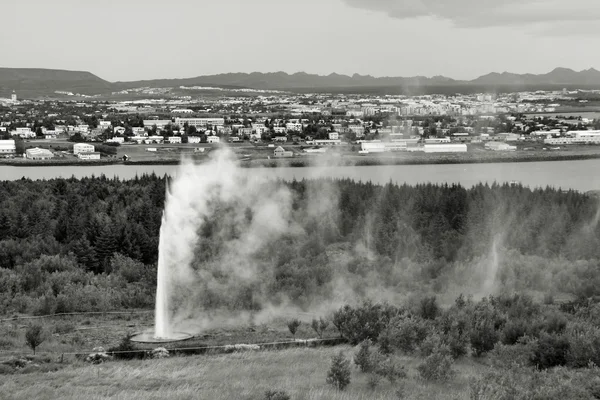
[1,176,600,315]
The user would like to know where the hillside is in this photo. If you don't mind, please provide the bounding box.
[3,67,600,97]
[0,68,112,97]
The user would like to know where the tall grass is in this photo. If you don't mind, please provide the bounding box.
[1,346,480,400]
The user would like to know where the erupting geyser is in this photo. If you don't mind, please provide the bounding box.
[154,212,171,339]
[131,178,194,344]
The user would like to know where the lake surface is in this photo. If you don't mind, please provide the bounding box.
[2,160,600,192]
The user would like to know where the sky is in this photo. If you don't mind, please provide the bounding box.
[2,0,600,82]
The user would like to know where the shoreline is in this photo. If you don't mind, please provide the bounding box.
[3,151,600,167]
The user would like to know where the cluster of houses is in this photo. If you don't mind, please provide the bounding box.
[0,139,99,160]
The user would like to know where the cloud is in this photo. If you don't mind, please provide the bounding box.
[342,0,600,29]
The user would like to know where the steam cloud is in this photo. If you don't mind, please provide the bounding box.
[156,147,600,336]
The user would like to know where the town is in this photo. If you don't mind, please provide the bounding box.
[1,88,600,163]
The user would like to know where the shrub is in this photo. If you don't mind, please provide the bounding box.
[287,319,301,338]
[354,339,374,373]
[501,319,529,345]
[108,334,144,360]
[470,300,504,356]
[417,345,454,382]
[565,322,600,368]
[490,338,536,369]
[367,373,382,390]
[0,364,15,375]
[374,357,406,384]
[419,296,439,320]
[531,333,569,369]
[326,351,351,391]
[25,324,46,355]
[543,311,568,335]
[378,315,431,354]
[332,301,399,345]
[311,317,329,338]
[53,321,76,335]
[264,390,290,400]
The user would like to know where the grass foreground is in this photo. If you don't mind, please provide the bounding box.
[0,346,483,400]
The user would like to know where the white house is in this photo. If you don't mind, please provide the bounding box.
[114,127,126,135]
[25,147,54,160]
[485,141,517,151]
[143,120,172,130]
[174,117,225,128]
[76,125,89,133]
[207,136,220,144]
[0,139,16,156]
[273,136,288,143]
[73,143,95,154]
[274,146,293,158]
[423,144,468,153]
[168,136,182,144]
[77,152,101,160]
[132,127,145,135]
[11,127,34,138]
[106,137,125,144]
[188,136,202,144]
[329,132,340,140]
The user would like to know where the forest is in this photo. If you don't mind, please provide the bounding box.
[1,175,600,317]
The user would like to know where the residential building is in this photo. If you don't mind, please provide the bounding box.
[168,136,182,144]
[73,143,95,154]
[423,144,468,153]
[329,132,340,140]
[273,136,288,143]
[314,139,342,146]
[11,127,34,138]
[77,152,101,160]
[207,136,220,144]
[106,137,124,144]
[238,127,253,136]
[188,136,202,144]
[25,147,54,160]
[0,139,16,156]
[274,146,293,158]
[143,120,172,129]
[174,118,225,128]
[485,141,517,151]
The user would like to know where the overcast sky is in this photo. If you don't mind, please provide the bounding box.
[2,0,600,82]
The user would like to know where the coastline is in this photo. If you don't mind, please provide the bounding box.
[3,151,600,168]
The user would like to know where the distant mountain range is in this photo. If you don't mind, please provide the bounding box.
[2,67,600,98]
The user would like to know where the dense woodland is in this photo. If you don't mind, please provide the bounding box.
[1,176,600,316]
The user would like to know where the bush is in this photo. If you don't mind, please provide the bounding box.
[326,351,351,391]
[264,390,290,400]
[287,319,301,338]
[0,364,15,375]
[565,322,600,368]
[470,300,504,356]
[311,317,329,338]
[531,333,569,369]
[108,334,144,360]
[490,338,536,369]
[419,296,439,320]
[354,340,374,373]
[501,319,529,345]
[378,315,431,354]
[417,345,454,382]
[25,324,46,355]
[332,301,399,345]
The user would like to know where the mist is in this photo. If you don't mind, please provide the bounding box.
[155,147,600,336]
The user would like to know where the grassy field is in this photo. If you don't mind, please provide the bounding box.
[0,345,484,400]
